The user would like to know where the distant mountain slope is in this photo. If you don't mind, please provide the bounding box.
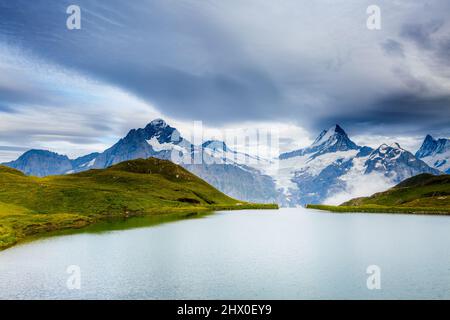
[0,158,276,250]
[3,150,101,176]
[416,135,450,174]
[273,126,439,206]
[3,149,73,177]
[71,152,100,173]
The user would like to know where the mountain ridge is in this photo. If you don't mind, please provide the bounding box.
[3,149,104,177]
[416,134,450,174]
[3,119,443,207]
[279,124,360,160]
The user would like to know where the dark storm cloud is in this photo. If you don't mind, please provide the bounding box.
[0,0,449,138]
[315,94,450,137]
[0,146,29,152]
[0,104,15,113]
[400,20,444,49]
[436,37,450,64]
[381,39,405,58]
[0,0,285,123]
[399,19,450,66]
[390,67,428,93]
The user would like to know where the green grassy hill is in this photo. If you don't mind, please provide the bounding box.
[0,158,276,250]
[307,174,450,215]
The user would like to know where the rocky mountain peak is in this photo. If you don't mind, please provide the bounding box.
[147,118,167,128]
[279,124,359,159]
[202,140,228,151]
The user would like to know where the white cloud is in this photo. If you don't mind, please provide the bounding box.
[323,173,394,205]
[173,120,312,159]
[0,46,161,161]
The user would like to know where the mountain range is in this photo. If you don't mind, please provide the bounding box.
[3,119,447,207]
[274,125,441,206]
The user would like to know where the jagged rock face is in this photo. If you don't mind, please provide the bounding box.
[416,135,438,158]
[92,119,188,169]
[365,143,440,183]
[275,125,364,205]
[3,150,72,177]
[416,135,450,174]
[273,128,441,206]
[280,125,359,159]
[290,158,353,205]
[71,152,100,172]
[202,140,228,152]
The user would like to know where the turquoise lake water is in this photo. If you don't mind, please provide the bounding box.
[1,208,450,299]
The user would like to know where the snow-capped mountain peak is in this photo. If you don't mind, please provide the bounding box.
[416,135,450,173]
[202,140,228,152]
[369,143,403,161]
[142,119,183,144]
[280,124,359,159]
[416,135,438,158]
[365,142,439,180]
[147,118,167,128]
[377,142,403,154]
[311,124,346,147]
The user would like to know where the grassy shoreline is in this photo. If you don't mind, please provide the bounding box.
[0,158,278,251]
[308,174,450,216]
[1,203,277,251]
[307,204,450,215]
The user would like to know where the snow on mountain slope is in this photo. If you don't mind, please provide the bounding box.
[280,125,359,159]
[422,150,450,173]
[267,127,440,206]
[416,135,450,173]
[202,140,272,169]
[272,150,359,192]
[364,143,439,182]
[70,152,100,173]
[322,160,393,205]
[146,136,187,153]
[321,143,435,205]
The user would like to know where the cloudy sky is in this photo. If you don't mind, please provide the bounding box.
[0,0,449,161]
